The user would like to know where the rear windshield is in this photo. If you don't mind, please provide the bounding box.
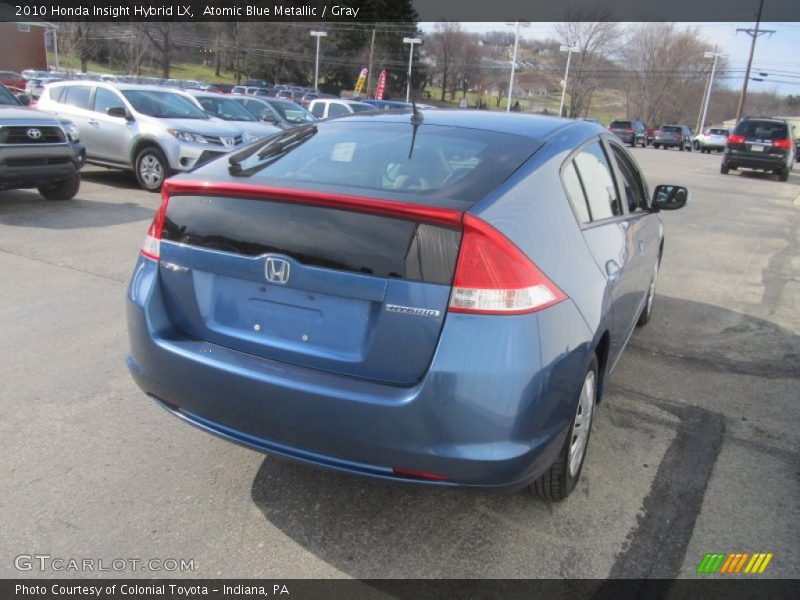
[708,129,728,135]
[733,120,788,140]
[350,103,375,113]
[227,121,538,206]
[269,100,316,124]
[610,121,631,128]
[661,126,681,132]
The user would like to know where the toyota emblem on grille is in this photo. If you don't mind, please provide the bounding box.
[265,257,291,284]
[221,137,235,148]
[27,128,42,140]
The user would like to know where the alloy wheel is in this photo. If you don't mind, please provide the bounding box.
[568,370,596,477]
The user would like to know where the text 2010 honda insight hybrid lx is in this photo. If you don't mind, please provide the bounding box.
[126,110,688,500]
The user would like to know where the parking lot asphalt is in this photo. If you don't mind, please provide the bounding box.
[1,148,798,579]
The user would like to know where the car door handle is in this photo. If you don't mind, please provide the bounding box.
[638,241,646,255]
[605,260,621,284]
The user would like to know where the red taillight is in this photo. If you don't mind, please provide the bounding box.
[772,139,792,149]
[448,215,567,315]
[141,186,170,260]
[625,127,633,132]
[392,467,449,481]
[727,134,745,145]
[654,130,661,136]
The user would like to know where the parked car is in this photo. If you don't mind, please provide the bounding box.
[37,82,248,191]
[363,99,414,111]
[25,77,63,98]
[721,117,795,182]
[0,83,85,200]
[607,119,647,147]
[0,71,26,91]
[206,83,234,94]
[126,112,687,501]
[230,96,317,130]
[307,98,376,119]
[653,125,692,151]
[180,90,281,140]
[693,128,729,153]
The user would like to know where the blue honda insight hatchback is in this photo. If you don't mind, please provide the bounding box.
[126,111,688,500]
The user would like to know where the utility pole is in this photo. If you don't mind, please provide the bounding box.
[735,0,775,122]
[559,44,579,118]
[507,21,520,112]
[366,29,376,98]
[699,49,725,134]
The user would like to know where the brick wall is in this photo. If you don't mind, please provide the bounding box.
[0,23,47,73]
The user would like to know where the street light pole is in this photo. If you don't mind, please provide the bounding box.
[699,51,725,133]
[310,31,327,91]
[559,45,579,118]
[507,21,521,112]
[403,37,422,103]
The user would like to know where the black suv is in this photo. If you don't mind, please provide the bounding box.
[654,125,693,151]
[721,117,795,182]
[608,119,648,147]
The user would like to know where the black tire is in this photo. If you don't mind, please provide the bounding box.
[637,259,659,327]
[721,162,730,174]
[653,143,660,149]
[134,146,170,192]
[778,167,789,182]
[686,143,691,152]
[693,141,700,150]
[36,173,80,201]
[531,356,599,501]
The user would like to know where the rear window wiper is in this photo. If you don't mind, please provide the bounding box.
[228,124,317,176]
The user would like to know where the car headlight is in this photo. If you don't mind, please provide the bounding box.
[242,131,259,144]
[62,122,80,143]
[168,129,209,144]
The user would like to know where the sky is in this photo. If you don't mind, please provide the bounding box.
[418,22,800,96]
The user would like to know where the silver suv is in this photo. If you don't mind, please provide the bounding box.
[37,82,254,191]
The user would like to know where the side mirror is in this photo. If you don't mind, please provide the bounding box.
[107,106,132,120]
[652,184,689,211]
[260,114,277,123]
[16,93,31,106]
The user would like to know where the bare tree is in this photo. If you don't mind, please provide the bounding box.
[145,22,176,79]
[65,22,98,72]
[554,13,620,118]
[428,22,466,102]
[120,23,150,76]
[620,23,711,126]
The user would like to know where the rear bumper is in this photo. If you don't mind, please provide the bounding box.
[724,151,787,171]
[126,257,595,490]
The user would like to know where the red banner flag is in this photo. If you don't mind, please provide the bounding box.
[376,70,387,100]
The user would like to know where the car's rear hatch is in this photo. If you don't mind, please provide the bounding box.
[608,121,633,137]
[147,120,541,385]
[658,126,682,142]
[727,120,791,160]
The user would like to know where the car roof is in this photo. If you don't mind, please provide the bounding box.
[340,109,590,140]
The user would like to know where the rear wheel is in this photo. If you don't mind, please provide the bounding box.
[637,260,659,327]
[721,162,730,174]
[531,357,598,501]
[778,167,789,182]
[135,146,169,192]
[37,173,80,201]
[653,143,660,149]
[693,140,700,150]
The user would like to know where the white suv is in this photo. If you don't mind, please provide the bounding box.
[37,82,254,191]
[307,99,376,119]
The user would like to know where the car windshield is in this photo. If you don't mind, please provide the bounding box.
[121,90,208,119]
[269,100,316,124]
[227,121,538,206]
[196,96,257,121]
[0,86,18,105]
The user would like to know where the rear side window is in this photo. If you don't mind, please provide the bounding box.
[64,85,92,109]
[734,120,788,140]
[571,141,621,221]
[562,162,591,224]
[662,126,681,133]
[229,121,539,206]
[49,86,67,102]
[610,145,647,213]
